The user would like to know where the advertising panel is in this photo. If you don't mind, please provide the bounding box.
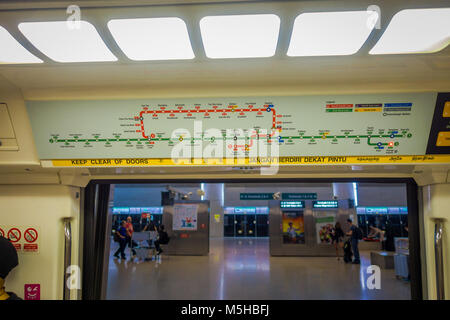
[173,204,198,231]
[282,212,305,244]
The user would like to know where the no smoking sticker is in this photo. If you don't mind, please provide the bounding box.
[0,227,4,238]
[7,228,21,243]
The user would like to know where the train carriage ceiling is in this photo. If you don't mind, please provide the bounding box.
[0,0,449,99]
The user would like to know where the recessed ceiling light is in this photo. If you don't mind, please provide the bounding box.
[108,17,194,61]
[287,11,378,56]
[18,21,117,62]
[199,14,280,59]
[0,25,42,64]
[369,8,450,55]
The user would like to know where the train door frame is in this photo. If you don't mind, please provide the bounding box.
[81,178,422,300]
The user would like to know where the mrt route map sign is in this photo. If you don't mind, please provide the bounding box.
[27,92,450,166]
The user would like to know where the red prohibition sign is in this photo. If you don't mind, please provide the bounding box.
[0,227,4,238]
[7,228,21,243]
[24,228,38,243]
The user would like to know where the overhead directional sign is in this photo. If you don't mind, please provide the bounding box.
[313,200,339,208]
[240,193,273,200]
[27,93,439,161]
[282,193,317,200]
[280,201,305,209]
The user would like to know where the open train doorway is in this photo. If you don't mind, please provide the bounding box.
[82,179,421,300]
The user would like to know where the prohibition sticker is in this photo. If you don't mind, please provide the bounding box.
[7,228,21,243]
[24,228,38,243]
[0,227,4,238]
[24,244,38,253]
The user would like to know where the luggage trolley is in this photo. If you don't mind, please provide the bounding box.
[132,231,158,261]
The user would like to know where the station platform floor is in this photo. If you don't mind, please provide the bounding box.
[106,237,411,300]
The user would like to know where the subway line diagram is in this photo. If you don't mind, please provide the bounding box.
[48,103,413,157]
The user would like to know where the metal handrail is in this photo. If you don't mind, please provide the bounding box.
[63,218,72,300]
[434,219,445,300]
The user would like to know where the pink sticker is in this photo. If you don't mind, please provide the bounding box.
[24,284,40,300]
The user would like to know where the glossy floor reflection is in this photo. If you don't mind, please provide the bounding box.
[106,238,410,300]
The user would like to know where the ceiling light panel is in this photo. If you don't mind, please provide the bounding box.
[0,25,42,64]
[199,14,280,59]
[108,17,195,61]
[369,8,450,55]
[18,21,117,62]
[287,11,378,56]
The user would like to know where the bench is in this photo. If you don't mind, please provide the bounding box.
[370,251,395,269]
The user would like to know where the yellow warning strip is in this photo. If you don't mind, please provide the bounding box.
[44,155,450,167]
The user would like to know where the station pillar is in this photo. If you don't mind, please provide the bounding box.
[203,183,224,238]
[332,182,357,221]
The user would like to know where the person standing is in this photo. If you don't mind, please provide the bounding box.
[143,215,158,232]
[332,222,345,260]
[0,236,22,300]
[114,221,128,259]
[125,216,136,258]
[346,219,361,264]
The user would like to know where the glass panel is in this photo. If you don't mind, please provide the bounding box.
[400,214,409,237]
[153,215,163,228]
[357,214,368,237]
[224,214,235,237]
[245,214,256,237]
[256,214,269,237]
[235,215,245,237]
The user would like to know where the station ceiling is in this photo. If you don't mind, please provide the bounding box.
[0,0,449,99]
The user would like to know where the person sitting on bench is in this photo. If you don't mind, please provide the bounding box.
[154,224,170,255]
[367,226,385,241]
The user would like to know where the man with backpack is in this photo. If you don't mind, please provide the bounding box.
[346,219,362,264]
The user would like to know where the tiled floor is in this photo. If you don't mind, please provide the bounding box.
[106,238,411,300]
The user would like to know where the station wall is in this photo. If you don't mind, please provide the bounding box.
[113,183,202,207]
[357,183,408,207]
